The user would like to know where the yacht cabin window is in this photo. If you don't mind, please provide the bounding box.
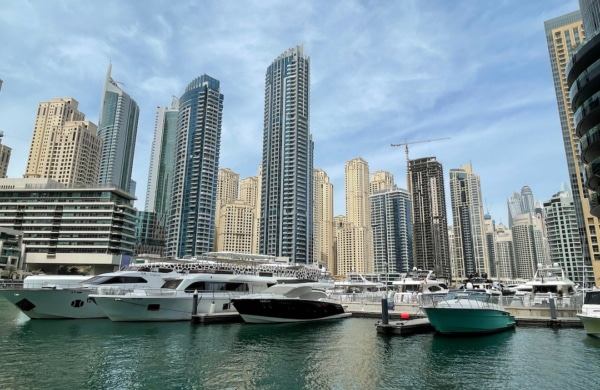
[184,282,250,293]
[85,276,148,285]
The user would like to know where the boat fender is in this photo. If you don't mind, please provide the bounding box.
[400,312,410,320]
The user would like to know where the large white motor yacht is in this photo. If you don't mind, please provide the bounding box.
[391,269,448,303]
[90,272,280,321]
[0,268,179,319]
[526,264,576,305]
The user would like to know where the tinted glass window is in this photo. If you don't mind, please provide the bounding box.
[100,276,148,284]
[162,280,182,289]
[184,281,249,293]
[585,292,600,304]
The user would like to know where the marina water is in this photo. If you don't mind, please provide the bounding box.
[1,300,599,389]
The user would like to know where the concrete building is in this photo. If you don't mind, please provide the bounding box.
[410,157,451,279]
[335,218,371,276]
[167,75,224,258]
[215,168,240,224]
[494,224,515,281]
[0,132,11,178]
[484,214,496,278]
[215,200,255,253]
[544,191,594,286]
[0,227,24,278]
[449,163,488,278]
[97,64,139,194]
[313,169,334,272]
[370,188,412,274]
[260,45,313,263]
[341,158,373,273]
[0,178,136,274]
[239,172,261,254]
[512,213,548,280]
[24,98,101,186]
[548,10,600,285]
[370,170,395,195]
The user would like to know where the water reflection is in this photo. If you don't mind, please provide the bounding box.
[1,299,599,390]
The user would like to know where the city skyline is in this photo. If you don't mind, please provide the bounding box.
[0,0,580,225]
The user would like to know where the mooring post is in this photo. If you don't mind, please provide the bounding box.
[549,297,557,320]
[381,297,389,325]
[192,290,199,316]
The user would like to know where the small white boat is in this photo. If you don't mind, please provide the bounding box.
[332,273,385,294]
[527,265,576,305]
[578,290,600,337]
[232,283,351,323]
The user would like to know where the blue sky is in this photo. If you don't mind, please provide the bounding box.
[0,0,580,224]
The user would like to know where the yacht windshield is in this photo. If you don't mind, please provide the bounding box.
[584,292,600,304]
[161,279,182,289]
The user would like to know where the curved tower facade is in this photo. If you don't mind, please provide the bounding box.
[166,75,224,258]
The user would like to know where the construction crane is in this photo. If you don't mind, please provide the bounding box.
[391,137,451,194]
[390,137,451,164]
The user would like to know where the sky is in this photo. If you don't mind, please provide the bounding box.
[0,0,581,224]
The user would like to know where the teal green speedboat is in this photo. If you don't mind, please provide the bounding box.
[423,290,515,335]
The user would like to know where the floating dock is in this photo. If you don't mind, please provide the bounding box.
[376,318,434,336]
[191,312,242,325]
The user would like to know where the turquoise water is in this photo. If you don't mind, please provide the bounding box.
[0,299,599,389]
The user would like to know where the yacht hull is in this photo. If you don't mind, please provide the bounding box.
[232,298,349,324]
[578,314,600,337]
[424,307,515,335]
[0,289,104,319]
[91,295,237,322]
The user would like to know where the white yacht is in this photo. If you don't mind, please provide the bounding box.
[578,290,600,337]
[392,270,448,295]
[332,273,385,294]
[0,268,178,319]
[90,272,279,321]
[526,264,576,305]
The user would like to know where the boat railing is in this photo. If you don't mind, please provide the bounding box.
[0,280,24,289]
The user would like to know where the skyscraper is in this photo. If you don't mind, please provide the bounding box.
[341,158,374,273]
[370,188,412,274]
[260,45,313,263]
[410,157,451,279]
[544,191,594,286]
[512,213,547,279]
[449,163,488,278]
[166,75,224,258]
[494,224,515,281]
[97,64,139,193]
[484,214,496,278]
[145,98,179,221]
[313,169,334,271]
[546,11,600,285]
[0,132,11,178]
[370,170,395,195]
[216,168,240,214]
[216,200,255,253]
[24,98,101,186]
[520,186,535,213]
[239,172,261,254]
[141,99,179,256]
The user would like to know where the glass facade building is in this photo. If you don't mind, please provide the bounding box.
[370,189,412,274]
[98,64,140,194]
[166,75,224,258]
